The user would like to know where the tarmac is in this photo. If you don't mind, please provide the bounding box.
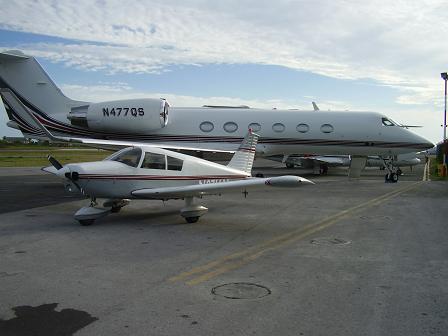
[0,161,447,335]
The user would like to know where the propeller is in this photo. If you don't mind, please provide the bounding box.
[47,155,63,170]
[47,155,82,193]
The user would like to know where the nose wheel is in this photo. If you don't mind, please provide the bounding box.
[385,172,399,183]
[382,157,399,183]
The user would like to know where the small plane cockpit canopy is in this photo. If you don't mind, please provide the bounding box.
[140,152,184,171]
[109,147,142,168]
[382,117,397,126]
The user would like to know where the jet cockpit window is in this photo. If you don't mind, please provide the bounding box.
[141,152,166,170]
[382,117,396,126]
[110,147,142,168]
[167,156,184,171]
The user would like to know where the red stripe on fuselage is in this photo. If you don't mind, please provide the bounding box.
[78,174,248,180]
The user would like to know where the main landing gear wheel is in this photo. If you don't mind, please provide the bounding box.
[79,219,95,226]
[180,197,208,223]
[185,216,200,223]
[385,172,399,183]
[286,163,294,169]
[397,168,403,176]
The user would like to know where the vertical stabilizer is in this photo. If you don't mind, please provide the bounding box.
[227,130,259,175]
[0,50,86,122]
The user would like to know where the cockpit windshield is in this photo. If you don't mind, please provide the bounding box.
[382,117,397,126]
[109,147,142,167]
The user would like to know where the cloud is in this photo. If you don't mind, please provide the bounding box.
[1,0,448,107]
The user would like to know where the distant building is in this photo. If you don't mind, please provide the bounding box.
[2,136,29,143]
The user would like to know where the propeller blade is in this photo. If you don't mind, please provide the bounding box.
[47,155,63,170]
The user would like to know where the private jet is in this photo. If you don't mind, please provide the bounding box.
[0,50,433,182]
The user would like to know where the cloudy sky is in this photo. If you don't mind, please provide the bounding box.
[0,0,447,143]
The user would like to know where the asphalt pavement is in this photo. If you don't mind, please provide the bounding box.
[0,163,447,335]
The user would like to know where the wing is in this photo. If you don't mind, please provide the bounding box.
[50,136,234,153]
[131,176,313,199]
[311,156,347,165]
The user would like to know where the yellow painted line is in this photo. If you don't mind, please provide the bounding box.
[170,181,423,285]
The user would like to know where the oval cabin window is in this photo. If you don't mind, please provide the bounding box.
[223,121,238,133]
[296,123,309,133]
[272,123,285,133]
[200,121,214,132]
[248,123,261,132]
[320,124,334,133]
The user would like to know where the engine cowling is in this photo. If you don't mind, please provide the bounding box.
[68,98,169,133]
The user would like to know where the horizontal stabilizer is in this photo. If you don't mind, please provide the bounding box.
[0,88,45,136]
[0,50,29,62]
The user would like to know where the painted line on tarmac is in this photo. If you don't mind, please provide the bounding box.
[169,181,423,286]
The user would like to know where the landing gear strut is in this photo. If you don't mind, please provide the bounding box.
[74,198,130,226]
[382,157,399,183]
[180,197,208,223]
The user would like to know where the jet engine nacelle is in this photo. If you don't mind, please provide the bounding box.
[68,98,169,133]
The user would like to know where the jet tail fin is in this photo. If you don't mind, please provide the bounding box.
[0,50,86,122]
[227,130,259,175]
[312,102,320,111]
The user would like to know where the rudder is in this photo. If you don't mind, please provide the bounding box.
[227,130,259,175]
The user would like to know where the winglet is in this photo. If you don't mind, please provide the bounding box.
[226,129,259,175]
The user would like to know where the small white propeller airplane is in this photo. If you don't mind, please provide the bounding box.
[33,111,313,225]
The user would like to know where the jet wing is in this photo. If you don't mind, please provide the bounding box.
[131,176,313,199]
[310,156,347,165]
[52,136,235,153]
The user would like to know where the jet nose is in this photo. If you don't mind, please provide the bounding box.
[421,139,434,151]
[410,133,433,151]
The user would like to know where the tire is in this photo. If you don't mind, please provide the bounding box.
[286,163,294,169]
[110,206,121,213]
[390,172,399,183]
[397,168,403,176]
[255,173,264,178]
[185,216,199,223]
[79,219,94,226]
